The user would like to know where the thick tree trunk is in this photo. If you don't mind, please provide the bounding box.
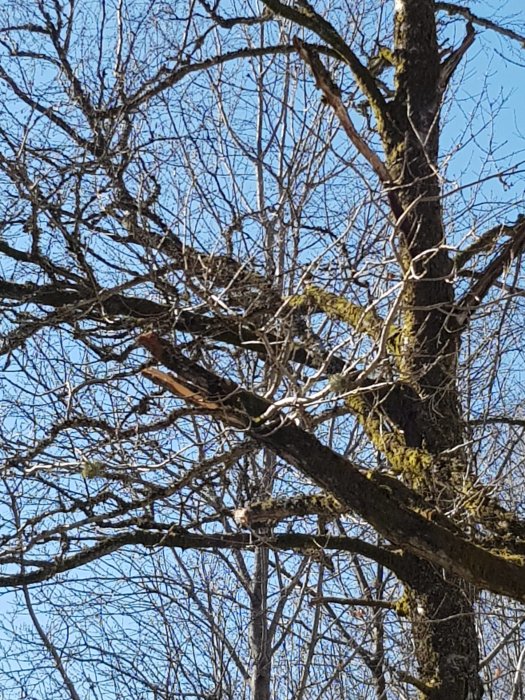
[404,559,483,699]
[379,2,483,696]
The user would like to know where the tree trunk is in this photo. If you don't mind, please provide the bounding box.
[377,2,484,696]
[249,544,272,700]
[403,559,483,699]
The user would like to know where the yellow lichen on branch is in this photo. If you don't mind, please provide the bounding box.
[289,285,400,353]
[346,394,432,487]
[233,493,346,527]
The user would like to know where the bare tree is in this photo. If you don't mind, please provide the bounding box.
[0,0,525,698]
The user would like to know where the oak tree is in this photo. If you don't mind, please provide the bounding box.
[0,0,525,698]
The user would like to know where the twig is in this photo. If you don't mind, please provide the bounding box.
[436,2,525,48]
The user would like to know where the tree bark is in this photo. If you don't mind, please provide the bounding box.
[249,544,272,700]
[377,2,482,696]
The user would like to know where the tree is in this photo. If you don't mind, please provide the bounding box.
[0,0,524,697]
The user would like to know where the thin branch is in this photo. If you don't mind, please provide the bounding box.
[436,2,525,48]
[22,585,82,700]
[511,647,525,700]
[196,0,269,28]
[0,65,93,151]
[456,216,525,325]
[481,615,525,668]
[397,671,435,695]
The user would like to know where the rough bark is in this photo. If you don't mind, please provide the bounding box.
[375,2,480,695]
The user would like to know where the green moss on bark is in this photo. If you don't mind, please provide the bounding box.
[289,285,400,353]
[346,394,432,486]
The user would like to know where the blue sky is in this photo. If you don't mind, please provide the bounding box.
[439,0,525,239]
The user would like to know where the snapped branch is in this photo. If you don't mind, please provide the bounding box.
[293,39,392,186]
[138,332,525,602]
[260,0,394,134]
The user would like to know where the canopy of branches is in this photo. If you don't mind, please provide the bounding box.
[0,1,525,698]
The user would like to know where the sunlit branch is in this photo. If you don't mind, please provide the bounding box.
[137,332,525,601]
[436,2,525,48]
[0,530,404,588]
[456,217,525,325]
[309,596,397,610]
[293,39,392,186]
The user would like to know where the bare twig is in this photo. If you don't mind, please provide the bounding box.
[436,2,525,48]
[456,217,525,325]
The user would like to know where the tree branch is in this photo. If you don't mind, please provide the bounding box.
[233,493,347,526]
[455,220,516,269]
[456,216,525,325]
[0,279,347,372]
[137,332,525,602]
[260,0,394,135]
[103,44,333,116]
[436,2,525,48]
[0,529,404,588]
[438,21,475,95]
[309,596,397,610]
[293,38,391,185]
